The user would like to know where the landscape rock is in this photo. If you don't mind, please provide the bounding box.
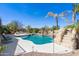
[54,28,77,50]
[54,28,67,44]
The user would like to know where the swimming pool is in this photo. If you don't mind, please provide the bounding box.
[21,34,53,45]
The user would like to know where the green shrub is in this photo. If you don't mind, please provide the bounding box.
[0,45,6,53]
[65,24,76,30]
[64,20,79,33]
[75,20,79,33]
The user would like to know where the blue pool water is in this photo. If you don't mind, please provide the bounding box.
[21,34,53,45]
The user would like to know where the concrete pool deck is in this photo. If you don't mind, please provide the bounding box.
[15,37,73,55]
[2,37,73,56]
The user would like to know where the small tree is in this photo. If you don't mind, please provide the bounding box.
[7,21,23,34]
[2,25,11,34]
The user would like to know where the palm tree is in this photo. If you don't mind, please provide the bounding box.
[72,4,79,23]
[48,12,58,28]
[48,12,65,29]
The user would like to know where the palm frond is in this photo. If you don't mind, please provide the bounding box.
[48,12,57,17]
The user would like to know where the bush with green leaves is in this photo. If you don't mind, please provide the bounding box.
[7,21,23,34]
[2,25,11,34]
[65,24,76,30]
[0,45,6,53]
[75,20,79,33]
[64,20,79,34]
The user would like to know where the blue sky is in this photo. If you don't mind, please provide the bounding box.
[0,3,76,28]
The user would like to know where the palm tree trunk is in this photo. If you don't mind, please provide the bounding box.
[55,16,58,28]
[72,11,76,24]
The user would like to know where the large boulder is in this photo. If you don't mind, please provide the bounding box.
[61,29,76,49]
[54,28,67,44]
[54,28,77,50]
